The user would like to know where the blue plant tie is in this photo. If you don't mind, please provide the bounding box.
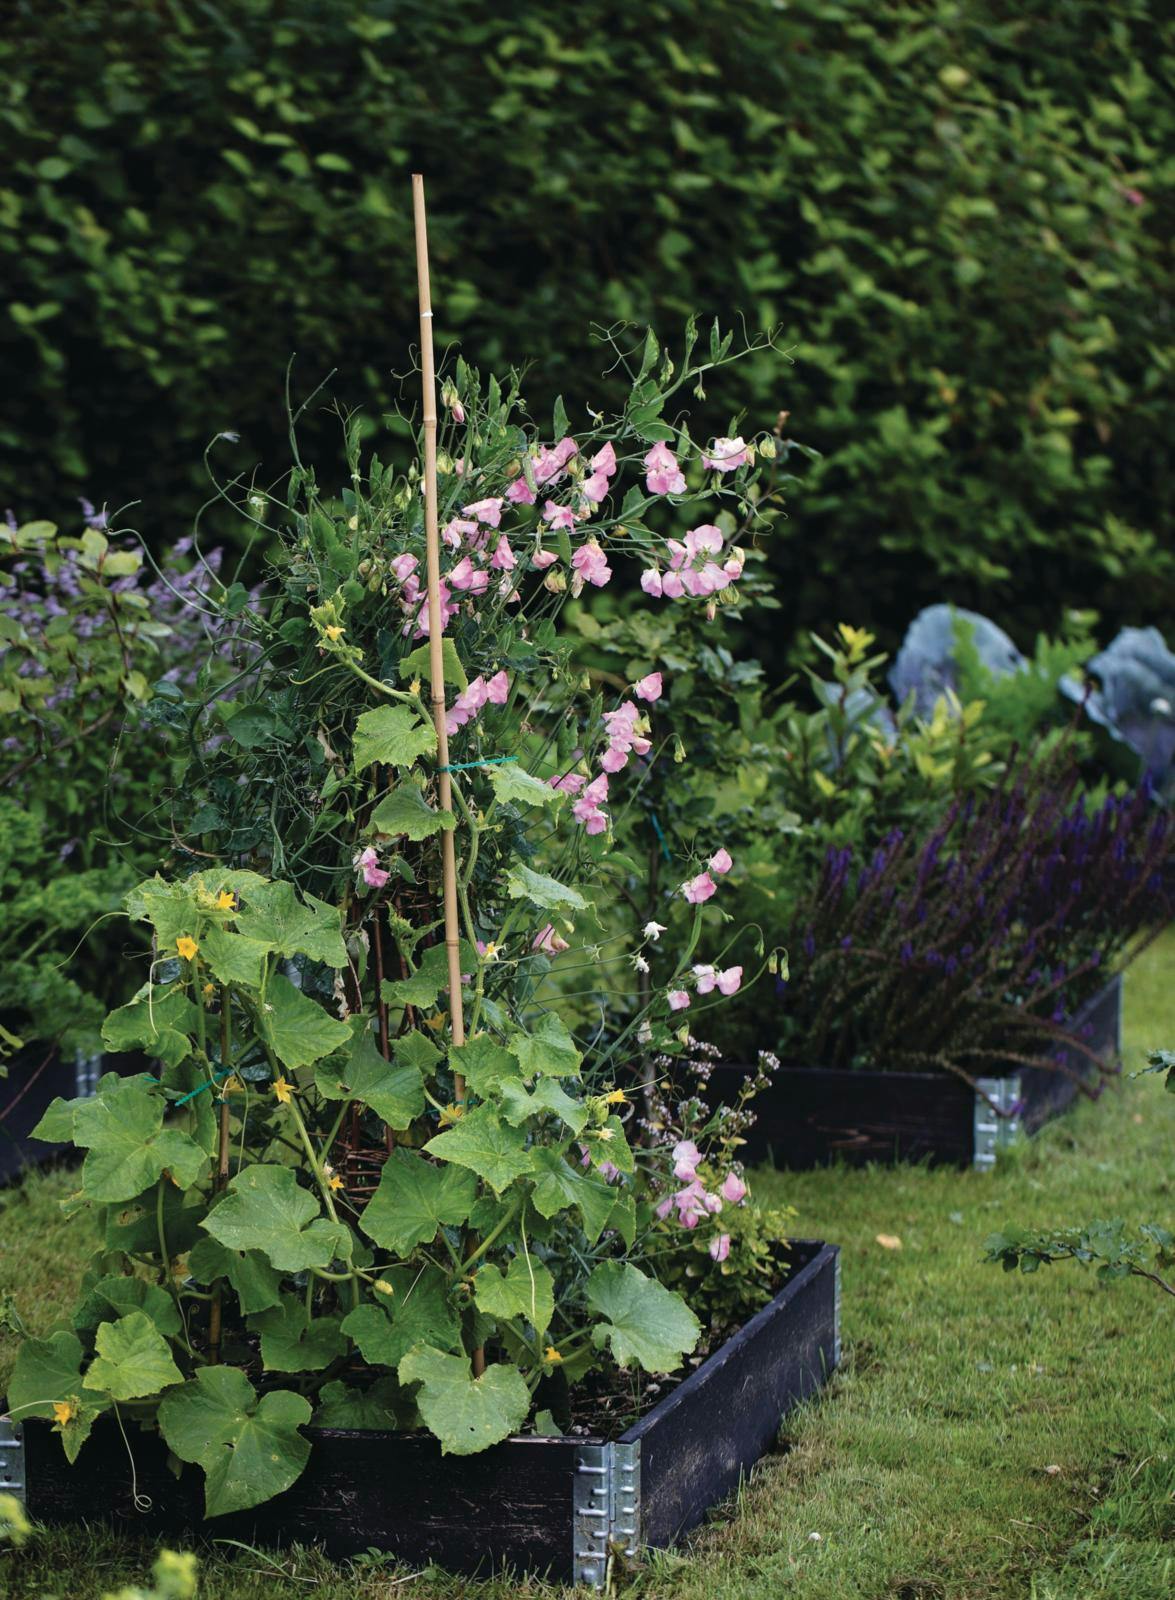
[438,755,520,773]
[650,810,672,863]
[173,1067,236,1106]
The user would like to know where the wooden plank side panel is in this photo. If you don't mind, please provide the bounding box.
[24,1422,582,1577]
[721,976,1123,1169]
[623,1242,838,1550]
[714,1065,972,1170]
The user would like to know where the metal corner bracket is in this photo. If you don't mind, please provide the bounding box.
[972,1075,1023,1171]
[0,1417,26,1505]
[573,1439,641,1590]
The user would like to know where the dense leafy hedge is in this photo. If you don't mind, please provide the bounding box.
[2,0,1171,649]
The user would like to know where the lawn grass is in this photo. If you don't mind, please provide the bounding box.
[2,934,1172,1599]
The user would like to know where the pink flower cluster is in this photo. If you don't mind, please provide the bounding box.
[549,771,611,835]
[680,848,733,906]
[599,700,652,774]
[644,441,686,496]
[641,525,745,601]
[446,670,510,736]
[507,435,579,505]
[656,1143,749,1253]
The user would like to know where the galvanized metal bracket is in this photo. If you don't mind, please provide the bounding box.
[0,1417,26,1506]
[572,1439,641,1590]
[973,1075,1023,1171]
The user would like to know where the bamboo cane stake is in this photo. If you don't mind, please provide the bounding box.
[412,175,467,1097]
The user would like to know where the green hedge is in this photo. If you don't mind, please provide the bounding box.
[2,0,1171,649]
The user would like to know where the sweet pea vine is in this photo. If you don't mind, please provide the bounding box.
[7,323,794,1515]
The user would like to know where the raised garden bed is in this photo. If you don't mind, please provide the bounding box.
[0,1046,104,1188]
[3,1241,839,1588]
[0,1047,150,1189]
[724,977,1122,1171]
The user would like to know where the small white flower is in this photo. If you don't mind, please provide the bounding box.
[1150,695,1172,716]
[632,954,650,973]
[808,1532,823,1543]
[643,921,667,941]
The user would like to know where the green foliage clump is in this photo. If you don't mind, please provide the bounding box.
[1,1,1171,646]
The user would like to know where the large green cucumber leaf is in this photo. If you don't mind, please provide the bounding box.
[82,1311,183,1400]
[314,1020,424,1130]
[248,1295,347,1373]
[398,1346,530,1455]
[473,1256,554,1336]
[201,1165,351,1272]
[360,1148,476,1256]
[371,782,456,840]
[64,1074,208,1202]
[586,1261,700,1373]
[234,879,347,967]
[157,1366,311,1517]
[341,1264,462,1370]
[509,1012,582,1078]
[187,1237,283,1315]
[260,973,352,1070]
[528,1149,616,1244]
[424,1106,534,1194]
[352,704,436,773]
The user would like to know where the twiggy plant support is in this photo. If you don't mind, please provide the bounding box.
[412,175,467,1093]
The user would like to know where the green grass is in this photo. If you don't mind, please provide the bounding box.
[3,935,1172,1600]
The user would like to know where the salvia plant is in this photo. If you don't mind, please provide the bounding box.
[6,320,793,1515]
[769,749,1173,1089]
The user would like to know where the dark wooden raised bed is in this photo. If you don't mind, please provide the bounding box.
[722,977,1122,1171]
[0,1048,148,1188]
[0,1046,101,1188]
[3,1241,839,1589]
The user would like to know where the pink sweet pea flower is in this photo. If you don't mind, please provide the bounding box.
[661,569,685,599]
[709,1233,731,1263]
[672,1140,701,1181]
[655,1194,676,1221]
[701,437,749,473]
[685,524,724,558]
[591,440,617,475]
[506,476,537,505]
[600,746,629,774]
[667,989,691,1012]
[443,516,479,549]
[531,548,559,569]
[640,567,663,597]
[693,964,718,995]
[489,535,516,571]
[634,672,662,702]
[580,470,611,505]
[681,872,717,904]
[533,924,569,954]
[543,499,581,532]
[486,670,509,705]
[716,966,743,997]
[449,555,489,594]
[570,540,612,589]
[709,847,733,875]
[720,1172,748,1205]
[463,496,504,527]
[644,441,686,496]
[390,553,419,584]
[355,847,389,890]
[550,772,587,794]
